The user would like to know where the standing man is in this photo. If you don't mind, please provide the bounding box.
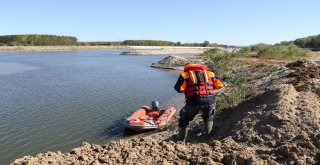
[174,64,225,141]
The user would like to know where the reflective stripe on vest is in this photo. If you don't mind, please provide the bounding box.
[189,70,197,84]
[203,70,209,83]
[188,70,197,96]
[203,70,213,95]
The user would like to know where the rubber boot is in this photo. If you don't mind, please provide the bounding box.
[205,120,214,136]
[178,127,188,142]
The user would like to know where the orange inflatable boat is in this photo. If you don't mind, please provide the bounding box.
[125,106,176,131]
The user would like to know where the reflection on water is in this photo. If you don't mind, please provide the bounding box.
[0,62,39,75]
[0,50,185,164]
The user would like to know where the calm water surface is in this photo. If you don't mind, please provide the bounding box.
[0,50,185,164]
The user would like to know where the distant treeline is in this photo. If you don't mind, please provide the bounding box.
[278,34,320,50]
[78,40,176,46]
[0,34,238,48]
[77,41,123,46]
[123,40,175,46]
[0,34,77,46]
[79,40,237,48]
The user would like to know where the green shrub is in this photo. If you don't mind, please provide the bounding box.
[216,75,248,110]
[204,49,243,77]
[7,41,20,46]
[77,42,90,46]
[163,119,178,131]
[203,49,250,109]
[241,44,308,59]
[202,48,222,57]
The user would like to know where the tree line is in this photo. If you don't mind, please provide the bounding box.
[278,34,320,50]
[85,40,237,47]
[0,34,77,46]
[79,40,177,46]
[0,34,238,47]
[294,35,320,50]
[77,41,122,46]
[122,40,175,46]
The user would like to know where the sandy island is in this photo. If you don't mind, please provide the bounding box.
[120,46,212,55]
[120,46,240,55]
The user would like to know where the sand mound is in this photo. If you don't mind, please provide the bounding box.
[213,84,320,164]
[210,60,320,164]
[12,60,320,165]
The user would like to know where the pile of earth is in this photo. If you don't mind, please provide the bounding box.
[12,60,320,165]
[210,60,320,164]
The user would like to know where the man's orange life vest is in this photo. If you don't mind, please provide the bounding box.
[182,64,215,98]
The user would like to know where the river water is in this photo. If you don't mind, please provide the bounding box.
[0,50,185,164]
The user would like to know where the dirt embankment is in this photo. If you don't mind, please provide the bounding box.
[12,60,320,165]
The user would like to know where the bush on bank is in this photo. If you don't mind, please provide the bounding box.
[241,44,308,59]
[203,43,308,111]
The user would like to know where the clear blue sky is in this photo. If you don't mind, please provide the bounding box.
[0,0,319,45]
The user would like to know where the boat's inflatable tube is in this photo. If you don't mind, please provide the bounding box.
[125,106,176,132]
